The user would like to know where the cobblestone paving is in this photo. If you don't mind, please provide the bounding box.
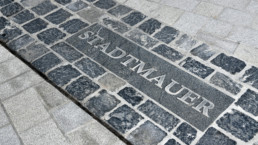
[0,0,257,145]
[0,45,126,145]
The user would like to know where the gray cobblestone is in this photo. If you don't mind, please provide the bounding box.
[152,44,183,62]
[235,89,258,116]
[11,10,34,24]
[118,87,144,106]
[65,76,100,101]
[122,11,146,26]
[217,110,258,142]
[102,17,130,34]
[154,26,179,44]
[98,73,126,92]
[31,0,57,15]
[0,125,21,145]
[0,2,23,17]
[22,18,48,34]
[165,139,181,145]
[241,66,258,89]
[85,90,120,117]
[0,0,12,7]
[190,44,216,60]
[108,5,132,17]
[138,18,161,35]
[138,100,180,131]
[0,17,9,30]
[7,34,34,51]
[107,105,143,133]
[37,28,66,45]
[174,123,197,145]
[66,0,88,12]
[0,26,22,43]
[126,29,158,48]
[45,9,72,25]
[94,0,116,9]
[127,121,167,145]
[77,7,104,23]
[60,19,88,34]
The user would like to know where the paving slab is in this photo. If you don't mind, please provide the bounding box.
[0,0,257,144]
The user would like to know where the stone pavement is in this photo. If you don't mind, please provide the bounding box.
[0,46,125,145]
[0,0,257,145]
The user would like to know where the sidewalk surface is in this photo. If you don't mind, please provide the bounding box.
[0,0,258,145]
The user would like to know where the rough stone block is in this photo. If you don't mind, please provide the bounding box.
[241,66,258,89]
[190,43,216,60]
[77,7,104,23]
[65,76,100,101]
[0,17,9,30]
[11,10,34,24]
[31,0,57,15]
[22,18,48,34]
[118,87,144,106]
[18,42,49,62]
[7,34,34,51]
[126,29,158,48]
[55,0,71,5]
[102,17,130,34]
[217,110,258,142]
[51,42,83,62]
[0,26,22,43]
[0,125,21,145]
[98,73,126,92]
[138,100,180,131]
[66,1,88,12]
[138,18,161,35]
[37,28,66,45]
[32,52,62,73]
[45,9,72,24]
[211,53,246,74]
[127,121,167,145]
[122,11,146,26]
[152,44,183,62]
[175,34,197,51]
[164,139,181,145]
[210,72,242,95]
[94,0,116,9]
[107,105,143,133]
[180,57,214,79]
[173,123,197,145]
[47,65,81,87]
[75,58,106,78]
[0,0,12,7]
[0,2,23,17]
[196,127,236,145]
[60,19,88,34]
[154,26,179,44]
[235,89,258,116]
[85,90,120,117]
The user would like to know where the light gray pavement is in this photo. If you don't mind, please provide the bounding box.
[0,45,125,145]
[122,0,258,67]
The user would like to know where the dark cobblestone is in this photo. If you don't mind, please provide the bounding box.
[180,57,214,79]
[138,100,180,131]
[66,1,88,12]
[173,123,197,145]
[86,0,96,2]
[0,0,12,7]
[236,89,258,116]
[118,87,144,106]
[102,17,130,34]
[154,26,179,44]
[0,2,23,17]
[0,26,22,43]
[37,28,66,45]
[65,76,100,101]
[18,42,50,62]
[126,29,158,48]
[211,53,246,74]
[175,34,197,51]
[32,52,62,73]
[94,0,116,9]
[75,58,106,78]
[127,121,167,145]
[241,66,258,89]
[85,90,120,117]
[165,139,181,145]
[0,17,9,30]
[210,72,242,95]
[51,42,83,62]
[152,44,183,62]
[11,10,34,24]
[190,44,216,60]
[7,34,34,51]
[108,105,143,133]
[31,1,57,15]
[108,5,132,17]
[55,0,71,5]
[45,9,72,25]
[60,19,88,34]
[22,18,48,34]
[47,65,81,86]
[196,127,236,145]
[122,11,146,26]
[217,110,258,142]
[139,18,161,35]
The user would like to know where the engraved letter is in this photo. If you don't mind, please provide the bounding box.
[121,54,139,66]
[149,75,166,88]
[178,91,199,106]
[165,79,184,95]
[193,98,214,117]
[105,47,126,59]
[131,61,156,79]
